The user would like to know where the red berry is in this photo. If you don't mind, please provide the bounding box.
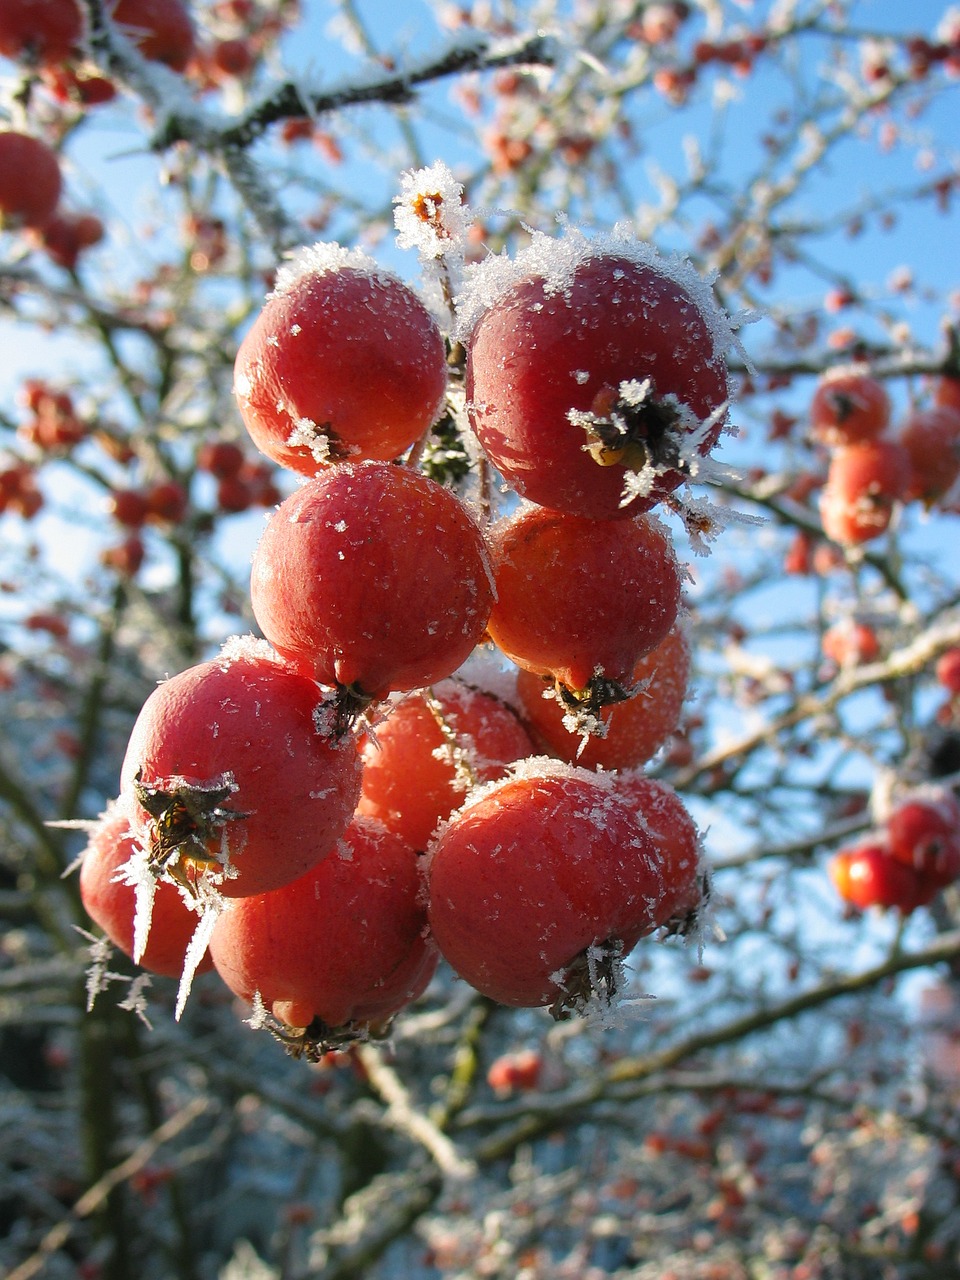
[899,406,960,504]
[463,235,731,520]
[517,621,690,770]
[935,648,960,695]
[209,36,255,79]
[249,462,494,704]
[0,0,83,65]
[110,0,195,71]
[119,642,363,898]
[215,474,253,513]
[485,504,681,700]
[34,210,104,270]
[198,439,246,479]
[821,621,880,667]
[100,534,146,577]
[425,763,664,1012]
[234,245,447,475]
[145,480,188,523]
[809,369,890,446]
[108,488,150,528]
[613,771,704,928]
[0,132,61,229]
[487,1049,543,1094]
[886,796,960,887]
[208,816,438,1038]
[828,841,935,913]
[79,804,214,980]
[819,439,910,545]
[357,678,535,850]
[934,375,960,415]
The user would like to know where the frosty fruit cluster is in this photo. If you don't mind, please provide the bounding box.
[79,184,741,1058]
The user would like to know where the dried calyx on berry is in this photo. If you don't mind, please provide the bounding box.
[132,768,248,896]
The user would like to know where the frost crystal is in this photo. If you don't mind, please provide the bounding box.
[118,975,154,1028]
[455,219,752,368]
[286,415,336,466]
[271,241,388,298]
[176,895,224,1021]
[394,162,470,263]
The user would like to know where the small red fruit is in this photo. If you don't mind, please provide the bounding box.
[33,210,104,270]
[0,132,61,229]
[357,679,534,850]
[809,369,890,446]
[0,0,83,65]
[234,244,447,475]
[935,648,960,695]
[614,770,704,928]
[119,642,363,898]
[886,796,960,887]
[819,439,910,545]
[425,762,664,1013]
[208,816,438,1049]
[899,406,960,505]
[487,1049,543,1094]
[485,504,681,704]
[198,440,246,479]
[821,620,880,667]
[249,462,494,706]
[110,0,195,71]
[517,621,690,771]
[144,480,188,524]
[828,841,936,913]
[108,488,150,528]
[79,804,213,979]
[463,234,732,520]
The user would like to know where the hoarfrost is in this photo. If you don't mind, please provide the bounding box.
[118,975,154,1028]
[176,895,224,1021]
[271,240,388,298]
[287,416,336,466]
[245,990,271,1031]
[394,161,470,264]
[455,218,753,373]
[217,634,280,667]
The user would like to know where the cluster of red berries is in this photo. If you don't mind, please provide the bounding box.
[77,205,740,1055]
[813,366,960,546]
[829,792,960,915]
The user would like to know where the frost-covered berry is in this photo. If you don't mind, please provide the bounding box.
[234,243,448,475]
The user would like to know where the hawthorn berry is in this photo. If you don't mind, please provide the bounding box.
[0,0,83,65]
[809,369,890,446]
[487,1049,543,1094]
[821,621,880,668]
[208,816,438,1057]
[886,796,960,888]
[463,231,733,520]
[517,621,690,771]
[425,762,664,1014]
[484,503,681,711]
[110,0,195,71]
[819,439,910,545]
[119,641,363,898]
[828,841,939,913]
[935,648,960,696]
[899,406,960,505]
[0,132,61,229]
[613,770,704,929]
[79,804,213,980]
[249,461,494,711]
[234,243,447,475]
[357,679,535,851]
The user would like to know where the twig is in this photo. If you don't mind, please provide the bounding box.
[6,1095,211,1280]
